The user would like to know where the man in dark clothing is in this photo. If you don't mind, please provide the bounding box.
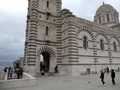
[100,70,105,85]
[19,67,23,78]
[16,68,20,79]
[111,69,116,86]
[55,65,58,74]
[40,69,44,76]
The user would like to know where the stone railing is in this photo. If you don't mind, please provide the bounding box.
[0,72,36,90]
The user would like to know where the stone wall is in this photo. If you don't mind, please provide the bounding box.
[0,72,6,80]
[0,72,36,90]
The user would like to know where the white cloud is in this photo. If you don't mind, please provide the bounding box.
[0,0,27,62]
[0,0,28,13]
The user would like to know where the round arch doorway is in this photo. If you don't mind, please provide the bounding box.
[40,52,50,72]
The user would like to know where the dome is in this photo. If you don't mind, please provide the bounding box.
[94,3,119,27]
[96,3,117,15]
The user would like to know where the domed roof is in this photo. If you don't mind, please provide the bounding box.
[96,3,116,15]
[94,3,119,27]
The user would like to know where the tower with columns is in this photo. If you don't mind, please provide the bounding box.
[24,0,62,73]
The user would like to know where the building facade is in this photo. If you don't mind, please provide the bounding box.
[13,57,24,69]
[24,0,120,75]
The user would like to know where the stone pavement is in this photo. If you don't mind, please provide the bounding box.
[3,72,120,90]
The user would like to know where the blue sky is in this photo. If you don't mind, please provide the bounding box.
[0,0,120,63]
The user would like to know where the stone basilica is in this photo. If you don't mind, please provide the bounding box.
[23,0,120,76]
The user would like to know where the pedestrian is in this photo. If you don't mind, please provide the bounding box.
[104,68,106,73]
[100,70,105,85]
[40,69,44,76]
[14,68,17,77]
[101,68,104,72]
[106,67,109,74]
[118,67,119,72]
[8,67,11,78]
[16,68,20,79]
[19,67,23,78]
[55,65,58,74]
[4,67,7,72]
[10,70,13,78]
[111,69,116,86]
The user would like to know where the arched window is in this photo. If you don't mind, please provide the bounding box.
[47,1,49,8]
[99,16,101,24]
[83,36,88,49]
[113,42,117,52]
[106,13,110,22]
[46,26,48,35]
[100,40,104,51]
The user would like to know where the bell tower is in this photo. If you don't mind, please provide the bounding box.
[24,0,62,74]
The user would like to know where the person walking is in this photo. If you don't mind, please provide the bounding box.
[8,67,12,78]
[111,69,116,86]
[19,67,23,78]
[40,69,44,76]
[55,65,58,74]
[16,68,20,79]
[100,70,105,85]
[106,67,109,74]
[10,70,13,78]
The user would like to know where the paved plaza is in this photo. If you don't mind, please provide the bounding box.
[3,72,120,90]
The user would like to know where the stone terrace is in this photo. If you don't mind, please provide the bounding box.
[2,72,120,90]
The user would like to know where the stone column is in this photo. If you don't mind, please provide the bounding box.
[35,55,40,73]
[27,0,39,74]
[107,38,112,70]
[49,56,56,72]
[93,33,98,73]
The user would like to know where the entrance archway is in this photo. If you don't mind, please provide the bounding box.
[40,52,50,72]
[36,46,56,73]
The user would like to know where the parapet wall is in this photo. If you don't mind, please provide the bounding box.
[0,72,6,80]
[0,72,36,90]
